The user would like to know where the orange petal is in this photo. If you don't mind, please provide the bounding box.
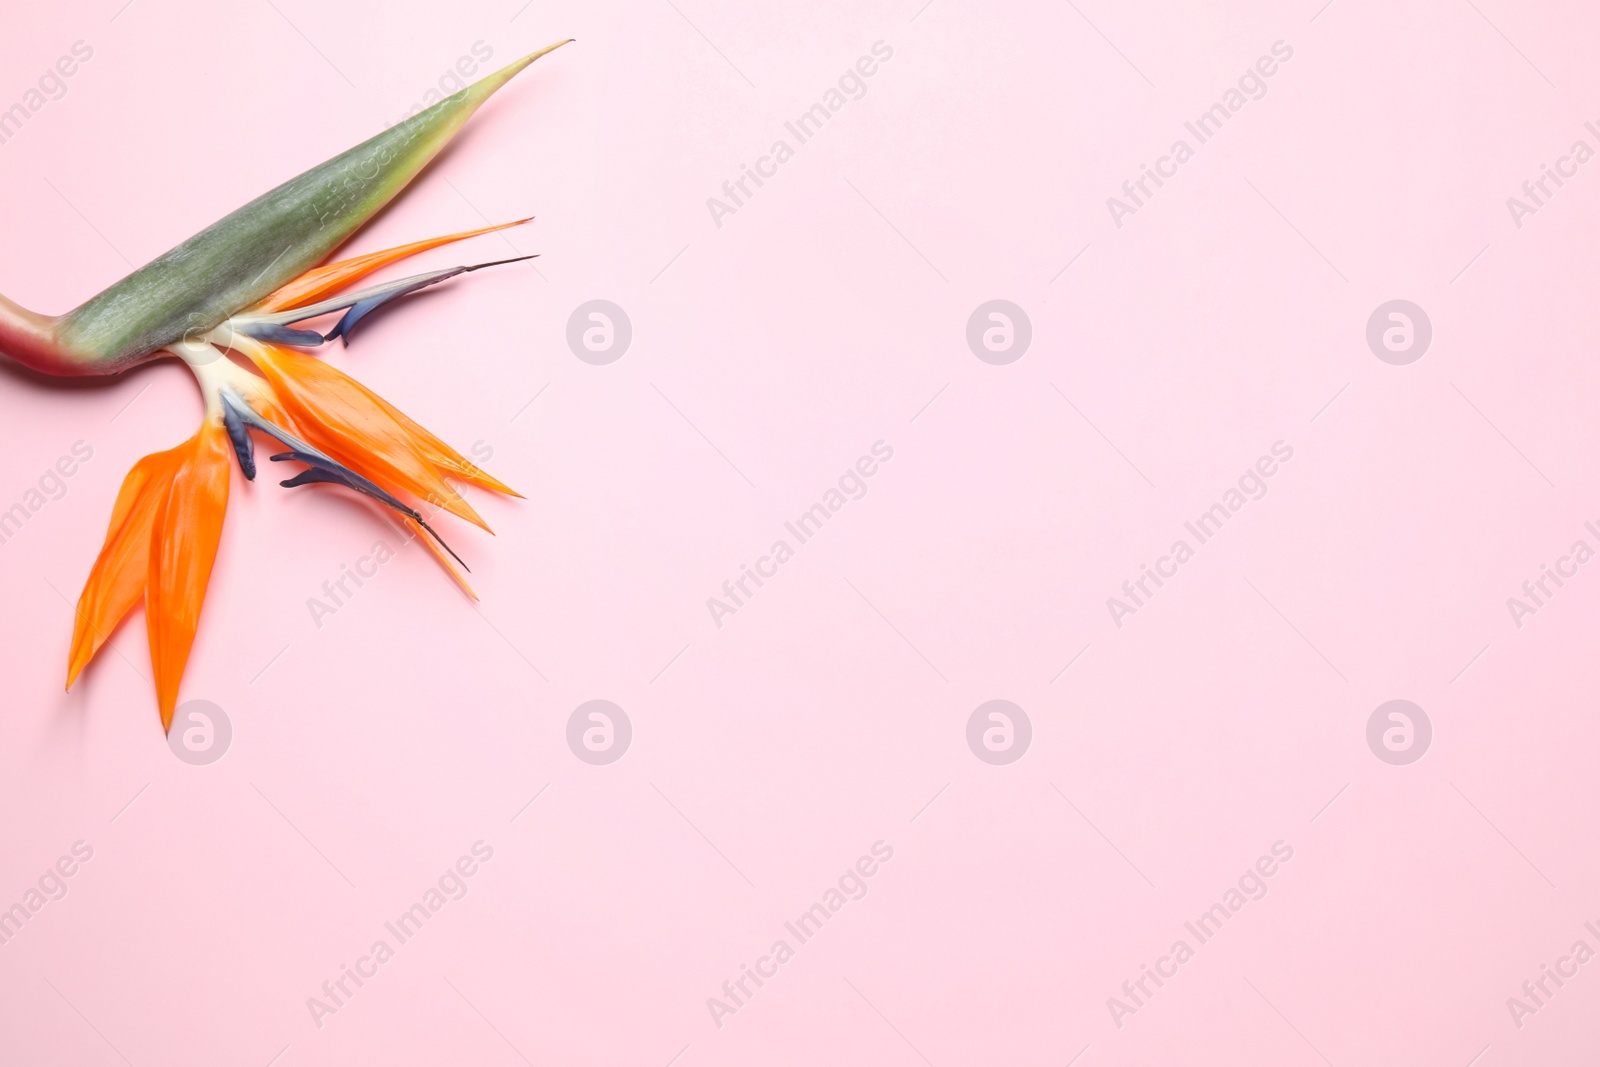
[249,344,494,532]
[276,355,518,497]
[252,219,533,314]
[431,454,520,498]
[146,422,231,733]
[66,445,186,689]
[367,391,521,498]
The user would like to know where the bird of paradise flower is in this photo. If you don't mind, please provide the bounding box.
[0,40,572,732]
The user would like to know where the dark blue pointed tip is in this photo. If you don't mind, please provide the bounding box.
[271,451,356,492]
[220,396,257,480]
[279,468,346,490]
[467,254,539,269]
[239,322,327,347]
[324,295,386,346]
[416,517,471,573]
[267,447,473,576]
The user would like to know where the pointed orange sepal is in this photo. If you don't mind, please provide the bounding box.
[365,388,521,498]
[248,343,501,533]
[146,422,232,733]
[66,445,187,690]
[253,219,533,314]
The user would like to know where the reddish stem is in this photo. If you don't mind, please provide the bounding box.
[0,295,92,377]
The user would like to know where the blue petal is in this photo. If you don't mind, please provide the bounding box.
[220,396,256,479]
[237,322,328,346]
[325,255,536,344]
[268,450,470,571]
[277,467,346,490]
[219,389,471,572]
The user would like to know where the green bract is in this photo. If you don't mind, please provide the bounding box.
[19,41,568,376]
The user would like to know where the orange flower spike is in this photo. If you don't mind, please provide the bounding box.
[254,218,533,314]
[146,422,232,733]
[66,446,186,689]
[355,382,521,498]
[246,342,496,531]
[0,44,571,733]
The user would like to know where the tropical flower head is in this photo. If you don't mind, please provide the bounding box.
[0,40,572,731]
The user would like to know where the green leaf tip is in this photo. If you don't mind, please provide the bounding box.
[44,39,573,376]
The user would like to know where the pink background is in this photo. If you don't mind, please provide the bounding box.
[3,0,1600,1063]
